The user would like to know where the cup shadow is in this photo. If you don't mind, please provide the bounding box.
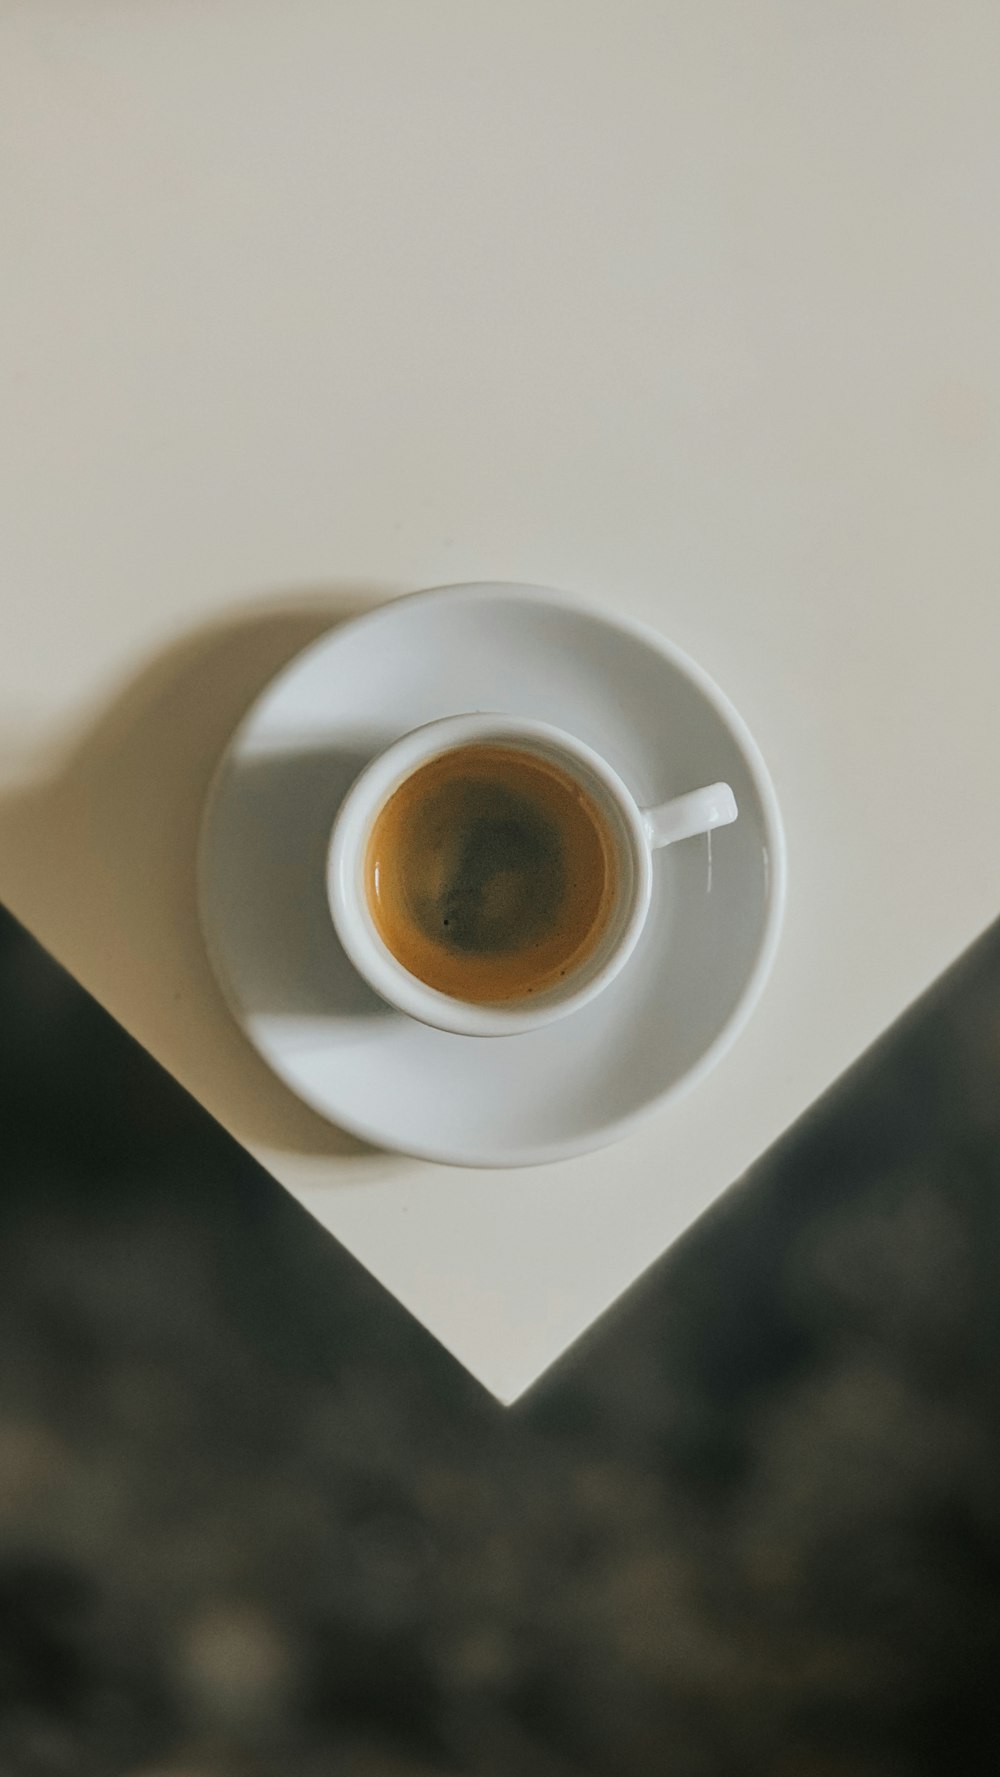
[203,746,394,1021]
[0,586,394,1161]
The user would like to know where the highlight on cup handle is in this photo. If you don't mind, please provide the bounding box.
[642,783,738,851]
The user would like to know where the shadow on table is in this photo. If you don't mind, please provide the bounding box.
[0,585,394,1161]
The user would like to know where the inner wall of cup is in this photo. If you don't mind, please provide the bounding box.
[356,737,642,1010]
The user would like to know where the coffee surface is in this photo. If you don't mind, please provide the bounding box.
[365,744,615,1003]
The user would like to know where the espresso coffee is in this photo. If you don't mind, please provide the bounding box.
[365,743,616,1004]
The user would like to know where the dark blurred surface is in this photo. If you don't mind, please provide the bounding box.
[1,904,999,1776]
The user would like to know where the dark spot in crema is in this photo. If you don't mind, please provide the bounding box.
[416,784,565,958]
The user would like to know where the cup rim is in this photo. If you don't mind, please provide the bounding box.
[327,713,653,1037]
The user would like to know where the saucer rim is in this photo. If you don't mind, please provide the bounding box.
[199,581,787,1168]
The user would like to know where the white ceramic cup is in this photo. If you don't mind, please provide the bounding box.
[327,713,737,1037]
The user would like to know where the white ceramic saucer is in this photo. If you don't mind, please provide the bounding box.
[199,584,785,1167]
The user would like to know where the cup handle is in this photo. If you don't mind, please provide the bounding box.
[641,782,738,850]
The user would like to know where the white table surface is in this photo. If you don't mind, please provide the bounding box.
[2,2,999,1401]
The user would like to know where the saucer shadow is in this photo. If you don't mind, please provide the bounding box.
[0,587,394,1161]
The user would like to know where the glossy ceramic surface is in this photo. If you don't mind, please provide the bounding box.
[199,584,784,1165]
